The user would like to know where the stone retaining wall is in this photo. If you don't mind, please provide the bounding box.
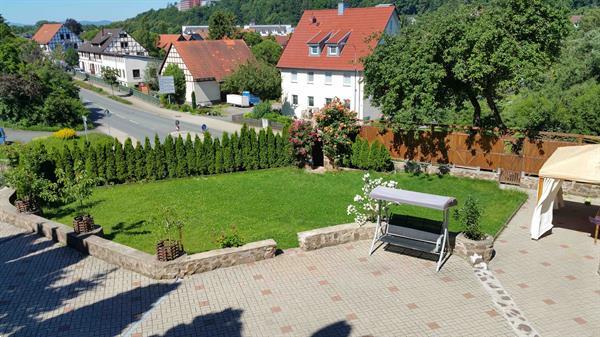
[393,160,599,198]
[298,222,375,251]
[0,188,277,279]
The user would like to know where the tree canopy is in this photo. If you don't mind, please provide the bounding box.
[221,61,281,100]
[208,9,236,39]
[364,0,570,130]
[162,64,186,104]
[251,39,282,65]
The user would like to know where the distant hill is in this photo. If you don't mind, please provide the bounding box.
[80,20,112,26]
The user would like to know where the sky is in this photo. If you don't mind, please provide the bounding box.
[1,0,172,25]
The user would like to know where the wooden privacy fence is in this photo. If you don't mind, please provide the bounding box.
[359,126,599,175]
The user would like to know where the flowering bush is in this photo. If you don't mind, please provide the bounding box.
[347,173,398,225]
[53,128,77,140]
[313,98,359,167]
[288,119,319,167]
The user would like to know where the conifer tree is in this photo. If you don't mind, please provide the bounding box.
[185,134,195,175]
[266,127,276,168]
[222,133,232,172]
[164,135,176,178]
[359,139,370,170]
[274,133,283,167]
[351,138,363,168]
[114,139,126,183]
[203,133,214,174]
[154,135,166,180]
[123,138,135,181]
[249,128,259,170]
[62,144,74,181]
[230,132,240,171]
[239,125,249,170]
[85,145,98,179]
[258,129,268,169]
[145,137,155,180]
[71,143,83,168]
[134,142,146,181]
[241,126,252,170]
[95,143,106,180]
[104,144,116,184]
[175,136,187,177]
[194,134,203,174]
[214,138,223,174]
[280,127,292,167]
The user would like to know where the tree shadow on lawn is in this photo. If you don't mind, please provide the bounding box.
[103,220,153,240]
[43,199,105,220]
[0,229,179,337]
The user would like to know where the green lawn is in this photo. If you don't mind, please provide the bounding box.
[45,168,527,254]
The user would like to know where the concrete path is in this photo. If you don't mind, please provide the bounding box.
[0,192,598,337]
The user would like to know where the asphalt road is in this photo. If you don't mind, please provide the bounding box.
[80,89,224,143]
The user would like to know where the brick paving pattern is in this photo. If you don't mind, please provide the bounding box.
[0,191,597,336]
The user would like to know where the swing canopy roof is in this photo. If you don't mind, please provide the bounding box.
[370,187,457,211]
[538,144,600,185]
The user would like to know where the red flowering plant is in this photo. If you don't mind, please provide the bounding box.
[288,119,320,167]
[313,98,360,167]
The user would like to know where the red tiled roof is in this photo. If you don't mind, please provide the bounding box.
[157,34,186,50]
[275,35,290,48]
[32,23,63,44]
[307,31,332,44]
[326,30,351,44]
[168,40,254,81]
[277,6,396,71]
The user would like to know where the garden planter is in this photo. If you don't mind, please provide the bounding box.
[15,199,40,214]
[73,215,95,234]
[454,233,494,265]
[156,240,184,262]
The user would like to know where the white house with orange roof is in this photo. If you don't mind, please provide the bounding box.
[277,3,399,120]
[32,23,82,54]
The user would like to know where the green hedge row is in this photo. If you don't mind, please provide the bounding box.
[350,137,393,172]
[54,125,292,184]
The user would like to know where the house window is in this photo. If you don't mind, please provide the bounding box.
[292,94,298,105]
[307,72,314,84]
[133,69,141,79]
[60,34,65,40]
[66,33,71,40]
[120,42,129,48]
[119,33,127,38]
[325,98,332,105]
[291,71,298,83]
[309,45,319,55]
[308,96,314,107]
[328,45,339,56]
[343,74,351,87]
[325,72,332,85]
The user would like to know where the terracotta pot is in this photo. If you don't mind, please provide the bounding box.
[454,233,494,265]
[15,198,40,214]
[156,240,183,262]
[73,215,94,234]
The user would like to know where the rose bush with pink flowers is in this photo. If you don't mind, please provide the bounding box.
[288,119,320,167]
[313,98,360,167]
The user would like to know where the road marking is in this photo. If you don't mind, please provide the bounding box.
[128,119,140,125]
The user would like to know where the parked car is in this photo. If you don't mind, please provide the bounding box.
[0,128,6,145]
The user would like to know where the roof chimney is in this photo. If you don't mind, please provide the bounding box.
[338,2,345,16]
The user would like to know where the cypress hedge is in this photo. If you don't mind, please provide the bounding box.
[351,137,393,172]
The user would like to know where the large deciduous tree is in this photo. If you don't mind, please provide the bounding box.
[251,39,282,65]
[208,9,236,40]
[64,18,83,35]
[162,63,186,104]
[221,61,281,100]
[364,0,569,130]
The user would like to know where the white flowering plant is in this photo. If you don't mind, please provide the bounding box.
[347,173,398,226]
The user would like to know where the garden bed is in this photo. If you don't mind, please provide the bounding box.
[45,168,527,254]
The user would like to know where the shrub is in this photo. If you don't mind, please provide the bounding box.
[288,119,319,168]
[251,101,272,118]
[215,225,245,248]
[350,138,393,172]
[53,128,77,140]
[347,173,398,225]
[56,160,98,215]
[313,98,360,167]
[453,196,484,240]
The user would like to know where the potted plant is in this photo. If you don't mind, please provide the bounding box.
[5,147,57,214]
[153,207,185,262]
[453,196,494,264]
[57,161,98,234]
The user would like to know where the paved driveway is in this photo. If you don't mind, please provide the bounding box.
[0,193,597,337]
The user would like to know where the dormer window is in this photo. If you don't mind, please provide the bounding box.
[309,45,320,56]
[328,45,339,56]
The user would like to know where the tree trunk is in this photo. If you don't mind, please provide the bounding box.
[485,93,507,132]
[467,89,482,127]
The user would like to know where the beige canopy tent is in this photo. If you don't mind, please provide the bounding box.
[531,144,600,239]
